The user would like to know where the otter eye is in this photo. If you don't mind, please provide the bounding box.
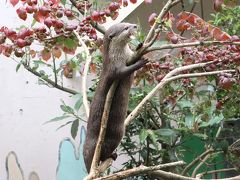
[124,27,129,30]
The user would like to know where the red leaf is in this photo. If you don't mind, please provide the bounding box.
[16,7,27,21]
[52,47,62,58]
[10,0,19,6]
[41,49,51,61]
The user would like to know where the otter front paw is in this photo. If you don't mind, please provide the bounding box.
[137,58,148,67]
[110,153,118,160]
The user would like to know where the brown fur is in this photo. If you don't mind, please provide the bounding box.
[83,23,147,172]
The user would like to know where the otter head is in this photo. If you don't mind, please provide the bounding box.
[105,23,137,45]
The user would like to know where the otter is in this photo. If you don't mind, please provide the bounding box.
[83,23,147,173]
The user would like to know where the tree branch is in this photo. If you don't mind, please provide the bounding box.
[182,148,214,175]
[85,81,119,179]
[145,41,240,54]
[22,64,78,95]
[191,153,211,177]
[73,30,90,118]
[196,168,237,179]
[95,161,186,180]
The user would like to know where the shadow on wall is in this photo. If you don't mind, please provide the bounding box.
[5,126,87,180]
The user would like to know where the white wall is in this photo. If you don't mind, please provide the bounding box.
[0,2,84,179]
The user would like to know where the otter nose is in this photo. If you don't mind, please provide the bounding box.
[133,25,137,29]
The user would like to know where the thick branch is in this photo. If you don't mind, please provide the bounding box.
[74,31,90,117]
[23,64,78,95]
[69,0,106,34]
[85,81,119,179]
[95,161,185,180]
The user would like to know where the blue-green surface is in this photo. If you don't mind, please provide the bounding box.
[57,126,87,180]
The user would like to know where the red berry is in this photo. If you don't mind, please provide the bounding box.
[91,11,101,22]
[44,17,53,28]
[130,0,137,3]
[16,39,27,48]
[109,2,120,12]
[54,20,64,29]
[56,10,63,18]
[65,10,74,19]
[39,6,50,16]
[26,6,34,14]
[65,25,77,31]
[123,0,128,6]
[14,48,25,57]
[17,28,33,39]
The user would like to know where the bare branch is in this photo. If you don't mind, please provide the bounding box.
[85,81,119,179]
[191,153,211,177]
[95,161,186,180]
[182,148,214,175]
[145,41,240,54]
[73,31,91,118]
[196,168,237,179]
[22,63,78,95]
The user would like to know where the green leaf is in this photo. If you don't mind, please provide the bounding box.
[74,98,83,111]
[71,119,79,139]
[200,113,224,127]
[64,38,77,49]
[155,129,176,136]
[45,115,70,124]
[148,130,158,149]
[139,129,148,143]
[61,0,66,5]
[60,105,74,114]
[177,100,193,109]
[16,63,21,72]
[31,19,37,27]
[185,113,194,128]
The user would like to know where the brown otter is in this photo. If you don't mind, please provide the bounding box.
[83,23,147,173]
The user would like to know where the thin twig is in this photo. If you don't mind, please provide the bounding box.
[145,41,240,54]
[191,153,211,177]
[182,148,214,175]
[23,63,78,95]
[196,168,237,179]
[73,30,91,117]
[52,53,58,85]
